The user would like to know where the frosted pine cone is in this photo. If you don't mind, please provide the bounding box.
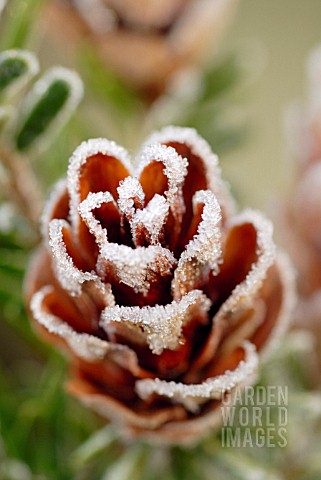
[26,127,294,444]
[43,0,237,100]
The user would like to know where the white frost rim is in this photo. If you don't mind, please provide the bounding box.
[221,209,276,316]
[172,189,222,299]
[31,286,111,362]
[48,218,104,297]
[97,243,176,295]
[141,125,235,215]
[136,341,258,412]
[100,289,211,355]
[67,138,132,233]
[131,194,170,246]
[30,285,145,375]
[136,143,188,226]
[183,209,277,372]
[78,191,117,249]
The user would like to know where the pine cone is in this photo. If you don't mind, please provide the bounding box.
[280,46,321,376]
[43,0,237,100]
[26,127,294,444]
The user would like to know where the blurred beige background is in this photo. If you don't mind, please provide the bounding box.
[222,0,321,210]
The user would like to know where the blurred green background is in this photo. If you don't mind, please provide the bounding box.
[223,0,321,209]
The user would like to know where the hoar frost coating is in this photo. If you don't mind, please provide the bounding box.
[26,126,295,445]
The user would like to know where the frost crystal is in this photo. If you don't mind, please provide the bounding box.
[117,176,145,220]
[136,143,188,225]
[48,219,97,295]
[221,210,276,316]
[31,286,144,375]
[101,290,211,354]
[142,126,235,215]
[48,218,114,306]
[97,244,176,295]
[31,286,110,361]
[189,210,278,371]
[78,191,117,248]
[67,138,132,232]
[131,194,170,245]
[172,190,222,299]
[136,341,258,412]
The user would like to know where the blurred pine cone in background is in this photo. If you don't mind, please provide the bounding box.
[280,46,321,378]
[43,0,237,101]
[25,126,294,444]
